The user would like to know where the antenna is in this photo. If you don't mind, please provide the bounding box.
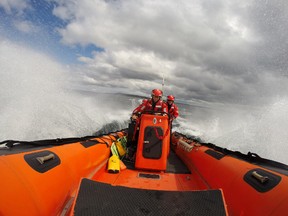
[161,72,165,95]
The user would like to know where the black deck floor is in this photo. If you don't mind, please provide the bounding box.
[166,149,191,174]
[74,178,227,216]
[123,149,191,174]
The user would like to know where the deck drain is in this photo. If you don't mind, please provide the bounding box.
[138,173,161,179]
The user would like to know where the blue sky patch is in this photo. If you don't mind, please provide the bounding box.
[0,0,103,64]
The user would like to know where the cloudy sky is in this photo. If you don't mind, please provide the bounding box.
[1,0,288,106]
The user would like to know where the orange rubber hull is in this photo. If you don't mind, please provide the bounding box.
[171,133,288,216]
[0,131,125,216]
[1,130,288,216]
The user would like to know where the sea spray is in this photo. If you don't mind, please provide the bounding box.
[182,98,288,165]
[0,41,130,140]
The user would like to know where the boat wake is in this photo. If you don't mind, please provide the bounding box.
[93,120,129,136]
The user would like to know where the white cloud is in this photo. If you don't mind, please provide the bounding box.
[81,48,175,76]
[0,0,29,14]
[13,20,39,33]
[2,0,286,106]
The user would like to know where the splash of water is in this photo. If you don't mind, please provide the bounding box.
[0,41,130,140]
[177,99,288,165]
[215,98,288,165]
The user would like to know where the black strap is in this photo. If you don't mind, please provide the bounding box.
[0,137,97,148]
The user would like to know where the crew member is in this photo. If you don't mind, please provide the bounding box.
[131,89,167,119]
[166,95,179,122]
[126,89,167,160]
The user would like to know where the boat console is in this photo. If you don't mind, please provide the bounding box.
[135,113,170,171]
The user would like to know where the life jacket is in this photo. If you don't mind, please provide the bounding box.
[133,99,167,114]
[167,103,179,119]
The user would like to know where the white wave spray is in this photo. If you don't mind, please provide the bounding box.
[176,99,288,165]
[0,41,130,140]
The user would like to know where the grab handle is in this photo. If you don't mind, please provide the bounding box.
[178,139,193,152]
[252,171,269,184]
[36,153,55,164]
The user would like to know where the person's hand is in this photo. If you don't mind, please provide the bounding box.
[131,114,138,120]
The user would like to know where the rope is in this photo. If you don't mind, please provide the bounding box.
[154,124,170,140]
[132,118,140,141]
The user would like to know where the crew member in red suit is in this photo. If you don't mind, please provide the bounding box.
[126,89,167,160]
[166,95,179,122]
[131,89,167,120]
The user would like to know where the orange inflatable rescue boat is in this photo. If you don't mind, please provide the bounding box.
[1,112,288,215]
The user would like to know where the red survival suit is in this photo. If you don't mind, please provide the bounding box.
[132,98,168,115]
[166,102,179,121]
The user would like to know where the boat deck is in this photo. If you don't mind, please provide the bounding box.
[71,150,227,215]
[92,150,209,191]
[73,178,226,216]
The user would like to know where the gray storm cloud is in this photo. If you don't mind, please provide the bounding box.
[51,0,288,105]
[3,0,287,106]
